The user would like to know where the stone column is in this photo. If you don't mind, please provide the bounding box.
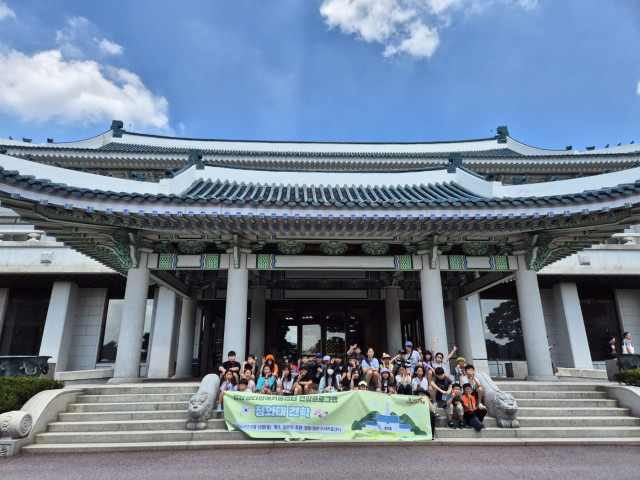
[385,286,402,353]
[249,286,266,359]
[453,296,472,363]
[174,297,197,378]
[553,283,592,369]
[465,294,490,373]
[420,255,450,373]
[223,254,249,362]
[147,287,179,378]
[0,289,10,350]
[38,282,78,374]
[110,252,150,383]
[514,255,557,380]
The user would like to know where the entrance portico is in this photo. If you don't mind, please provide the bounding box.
[2,123,640,381]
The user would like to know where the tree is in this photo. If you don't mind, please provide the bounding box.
[484,300,521,341]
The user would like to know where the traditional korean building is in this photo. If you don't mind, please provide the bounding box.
[1,121,639,382]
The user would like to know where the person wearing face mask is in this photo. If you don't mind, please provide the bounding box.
[318,364,339,393]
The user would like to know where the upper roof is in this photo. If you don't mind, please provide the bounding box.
[1,122,639,173]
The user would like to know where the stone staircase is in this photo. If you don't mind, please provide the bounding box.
[21,381,640,453]
[21,384,260,453]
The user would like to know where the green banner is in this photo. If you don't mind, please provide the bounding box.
[223,390,432,441]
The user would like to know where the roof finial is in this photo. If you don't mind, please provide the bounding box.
[110,120,124,138]
[496,126,509,144]
[447,153,462,173]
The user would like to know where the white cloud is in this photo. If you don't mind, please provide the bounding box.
[0,2,15,21]
[320,0,417,44]
[383,20,439,58]
[319,0,537,59]
[0,49,170,132]
[96,38,123,56]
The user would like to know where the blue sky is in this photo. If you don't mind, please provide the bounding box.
[0,0,638,150]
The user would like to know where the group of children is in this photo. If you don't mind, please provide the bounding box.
[215,340,489,437]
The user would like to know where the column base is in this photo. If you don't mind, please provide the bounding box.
[172,374,195,380]
[107,376,143,384]
[525,374,559,382]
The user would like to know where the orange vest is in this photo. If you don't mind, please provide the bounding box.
[462,394,476,412]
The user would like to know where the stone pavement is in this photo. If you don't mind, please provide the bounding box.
[2,445,636,480]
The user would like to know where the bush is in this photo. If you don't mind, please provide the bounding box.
[0,377,65,413]
[613,369,640,386]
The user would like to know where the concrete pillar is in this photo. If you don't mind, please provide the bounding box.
[465,294,490,373]
[552,283,592,369]
[385,287,402,353]
[38,282,78,373]
[249,286,266,359]
[420,255,450,373]
[0,289,9,348]
[515,255,557,380]
[453,296,472,364]
[223,254,249,362]
[111,252,150,382]
[174,297,197,378]
[147,287,179,378]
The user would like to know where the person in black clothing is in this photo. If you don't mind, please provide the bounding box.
[218,350,241,382]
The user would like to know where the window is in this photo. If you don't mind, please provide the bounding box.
[98,299,153,362]
[480,298,526,361]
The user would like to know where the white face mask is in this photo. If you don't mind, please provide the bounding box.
[327,369,334,375]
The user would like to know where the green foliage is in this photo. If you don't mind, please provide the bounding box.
[613,369,640,386]
[0,377,64,413]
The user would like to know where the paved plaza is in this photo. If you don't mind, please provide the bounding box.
[2,445,638,480]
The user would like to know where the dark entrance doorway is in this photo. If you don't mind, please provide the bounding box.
[197,301,225,378]
[266,300,385,361]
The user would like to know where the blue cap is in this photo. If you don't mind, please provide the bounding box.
[405,341,413,347]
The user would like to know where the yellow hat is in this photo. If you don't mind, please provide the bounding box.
[456,357,466,363]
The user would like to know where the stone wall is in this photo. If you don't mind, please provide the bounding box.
[67,288,108,371]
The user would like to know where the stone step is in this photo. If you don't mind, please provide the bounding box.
[508,391,609,399]
[76,393,193,403]
[22,436,640,453]
[495,382,606,392]
[47,418,227,432]
[514,398,618,408]
[511,426,640,438]
[515,416,640,427]
[435,426,640,439]
[67,401,188,412]
[81,385,199,395]
[33,429,246,444]
[34,423,640,444]
[58,410,189,422]
[516,406,631,417]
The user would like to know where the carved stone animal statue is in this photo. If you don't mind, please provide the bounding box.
[475,371,519,428]
[186,374,220,430]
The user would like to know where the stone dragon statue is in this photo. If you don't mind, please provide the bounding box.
[475,371,519,428]
[186,374,220,431]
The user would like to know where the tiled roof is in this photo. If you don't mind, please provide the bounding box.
[2,165,640,208]
[95,143,523,159]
